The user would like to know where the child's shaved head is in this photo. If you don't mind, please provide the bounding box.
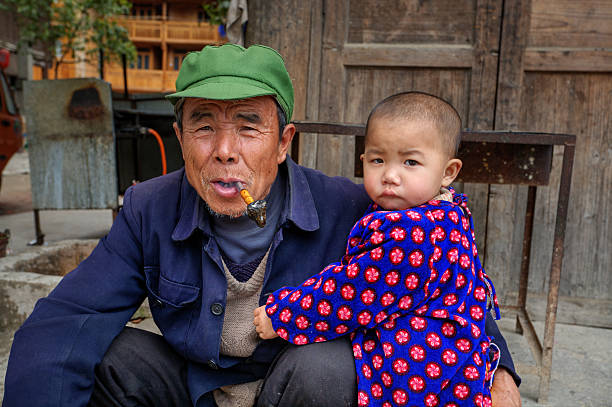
[365,91,462,158]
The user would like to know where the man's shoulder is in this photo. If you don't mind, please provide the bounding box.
[298,164,368,202]
[124,168,187,210]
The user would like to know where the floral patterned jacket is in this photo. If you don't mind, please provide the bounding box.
[265,192,501,406]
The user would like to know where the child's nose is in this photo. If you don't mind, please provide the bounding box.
[382,168,400,185]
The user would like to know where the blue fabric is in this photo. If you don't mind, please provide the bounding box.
[266,194,501,406]
[211,169,286,264]
[2,157,517,407]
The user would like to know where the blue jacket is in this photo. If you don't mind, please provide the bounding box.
[3,157,516,406]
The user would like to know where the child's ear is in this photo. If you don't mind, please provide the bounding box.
[360,154,365,162]
[441,158,462,187]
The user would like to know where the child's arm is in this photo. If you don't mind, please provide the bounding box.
[261,205,485,345]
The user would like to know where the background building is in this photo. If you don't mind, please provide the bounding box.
[39,0,226,94]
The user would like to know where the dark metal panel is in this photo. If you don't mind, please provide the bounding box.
[24,79,118,210]
[456,142,553,185]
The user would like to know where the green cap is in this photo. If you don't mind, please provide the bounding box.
[166,44,294,121]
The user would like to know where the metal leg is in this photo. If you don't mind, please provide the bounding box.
[28,209,45,246]
[516,186,536,332]
[538,144,575,403]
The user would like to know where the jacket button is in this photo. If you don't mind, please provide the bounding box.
[210,303,224,316]
[207,359,218,370]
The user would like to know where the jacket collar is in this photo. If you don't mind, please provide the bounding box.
[171,156,319,242]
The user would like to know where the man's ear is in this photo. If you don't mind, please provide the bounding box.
[173,122,185,160]
[173,122,182,146]
[441,158,462,187]
[277,123,296,164]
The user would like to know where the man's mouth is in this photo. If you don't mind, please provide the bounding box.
[216,181,235,188]
[209,178,245,198]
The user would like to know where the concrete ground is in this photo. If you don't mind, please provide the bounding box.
[1,151,611,406]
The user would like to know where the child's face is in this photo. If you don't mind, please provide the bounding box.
[361,118,461,210]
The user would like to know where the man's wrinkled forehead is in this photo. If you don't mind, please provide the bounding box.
[184,96,277,122]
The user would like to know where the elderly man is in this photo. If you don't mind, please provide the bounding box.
[3,44,521,407]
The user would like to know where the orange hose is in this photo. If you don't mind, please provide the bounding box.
[147,128,167,175]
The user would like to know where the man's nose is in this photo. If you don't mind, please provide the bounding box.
[214,130,239,163]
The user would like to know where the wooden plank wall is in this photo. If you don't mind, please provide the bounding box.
[520,0,612,301]
[247,0,612,327]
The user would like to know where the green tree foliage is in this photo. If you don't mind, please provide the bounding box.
[0,0,136,78]
[202,0,229,26]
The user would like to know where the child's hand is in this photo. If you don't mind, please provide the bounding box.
[253,305,278,340]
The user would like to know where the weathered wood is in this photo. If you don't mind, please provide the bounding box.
[529,0,612,48]
[299,0,324,168]
[486,0,532,305]
[342,44,473,68]
[464,0,504,258]
[522,72,612,301]
[347,0,476,44]
[525,49,612,72]
[245,0,311,122]
[318,0,353,178]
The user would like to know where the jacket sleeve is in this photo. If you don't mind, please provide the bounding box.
[265,207,463,345]
[2,187,147,407]
[486,312,521,386]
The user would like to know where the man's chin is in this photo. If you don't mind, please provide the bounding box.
[204,201,247,219]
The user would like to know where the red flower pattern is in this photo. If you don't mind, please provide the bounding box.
[426,332,442,349]
[323,278,336,294]
[391,226,407,241]
[389,247,404,265]
[265,199,499,407]
[300,294,313,310]
[409,345,426,362]
[365,267,381,283]
[372,354,384,370]
[411,226,425,243]
[409,375,425,392]
[426,362,442,379]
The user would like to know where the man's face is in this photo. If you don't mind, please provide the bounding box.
[174,96,294,217]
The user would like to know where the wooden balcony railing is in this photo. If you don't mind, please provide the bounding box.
[117,18,162,42]
[116,17,223,44]
[105,65,180,93]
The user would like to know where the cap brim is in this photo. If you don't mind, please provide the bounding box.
[166,81,276,105]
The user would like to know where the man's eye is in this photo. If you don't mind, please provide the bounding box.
[198,125,212,131]
[405,159,418,166]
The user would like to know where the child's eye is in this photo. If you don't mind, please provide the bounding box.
[405,159,418,166]
[371,158,383,164]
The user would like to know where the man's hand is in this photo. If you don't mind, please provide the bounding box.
[254,305,278,339]
[491,368,522,407]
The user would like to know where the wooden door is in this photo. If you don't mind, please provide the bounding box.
[246,0,612,326]
[313,0,502,274]
[489,0,612,324]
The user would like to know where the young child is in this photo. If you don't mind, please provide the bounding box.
[254,92,500,407]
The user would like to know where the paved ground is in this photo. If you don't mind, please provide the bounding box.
[1,151,611,406]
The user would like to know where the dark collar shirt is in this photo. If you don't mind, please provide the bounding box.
[3,157,517,406]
